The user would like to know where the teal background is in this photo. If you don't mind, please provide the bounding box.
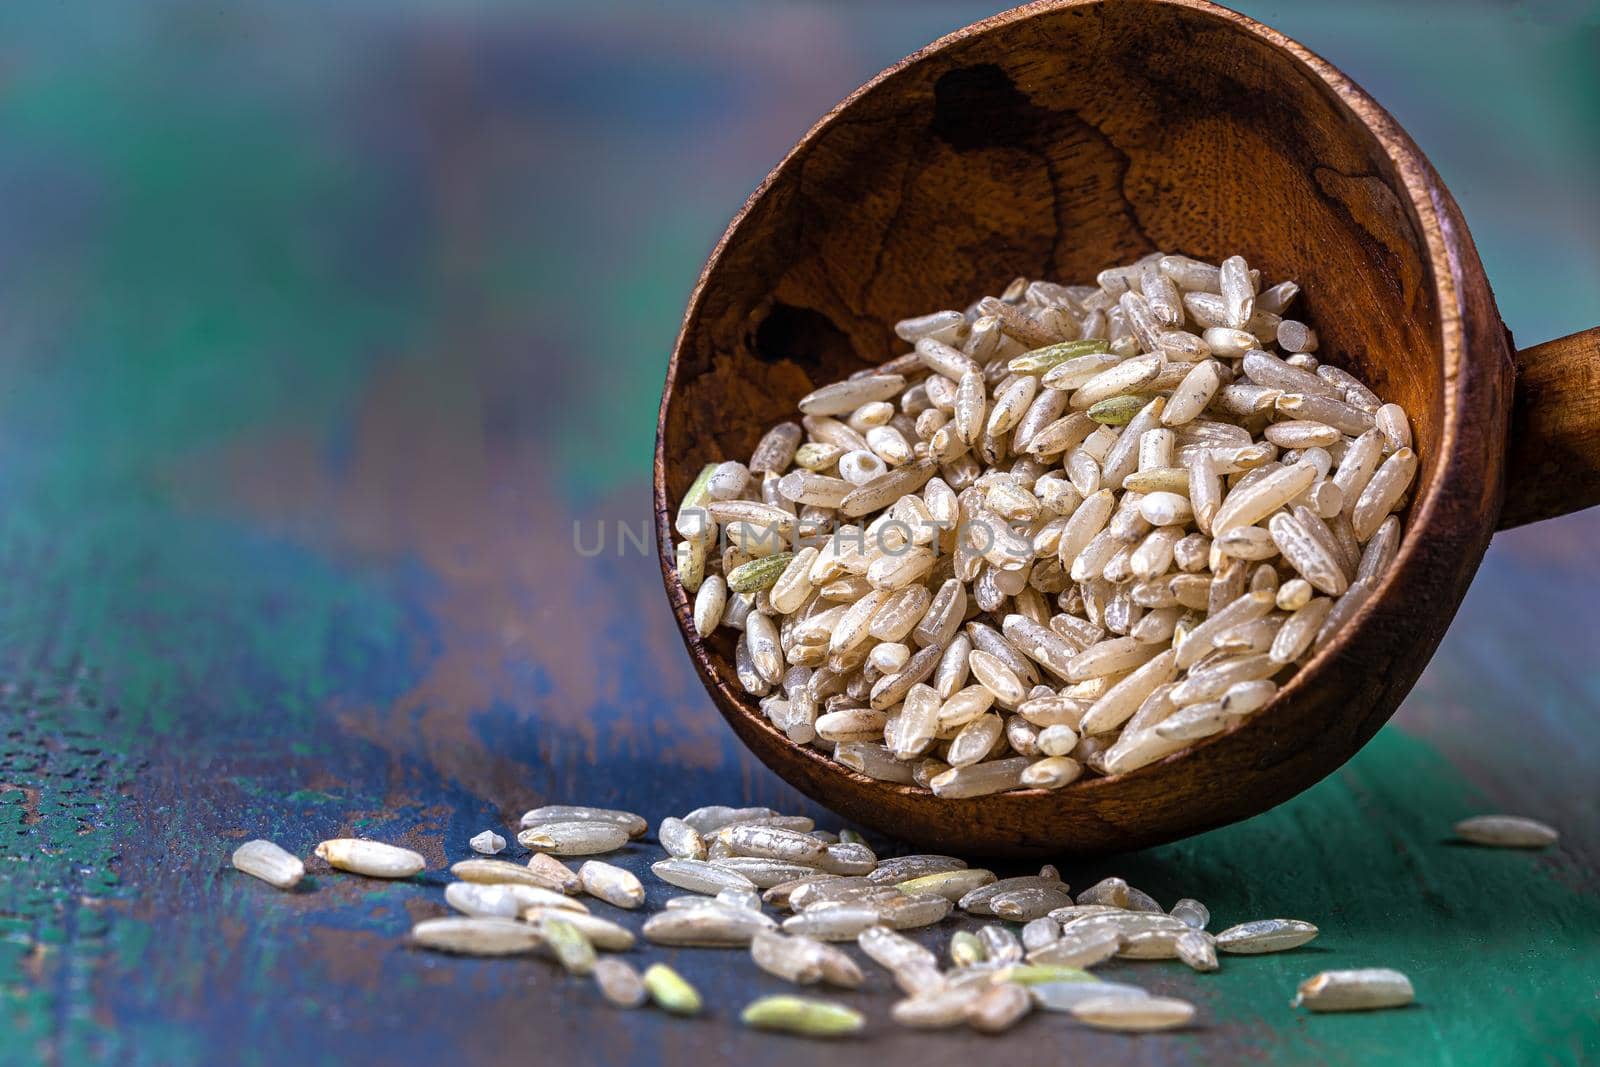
[0,2,1595,1065]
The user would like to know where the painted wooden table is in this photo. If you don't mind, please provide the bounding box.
[0,3,1595,1065]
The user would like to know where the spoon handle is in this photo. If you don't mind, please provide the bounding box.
[1500,326,1600,528]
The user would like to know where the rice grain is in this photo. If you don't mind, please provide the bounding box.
[1294,968,1415,1012]
[517,821,632,856]
[743,995,866,1037]
[231,839,304,890]
[410,917,541,956]
[1072,994,1195,1031]
[1453,814,1559,848]
[1215,918,1319,954]
[593,958,648,1008]
[579,860,645,909]
[643,963,702,1016]
[315,839,425,879]
[966,983,1032,1034]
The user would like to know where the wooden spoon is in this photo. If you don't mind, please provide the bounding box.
[653,0,1600,856]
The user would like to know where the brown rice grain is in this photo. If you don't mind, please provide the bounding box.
[1453,814,1559,848]
[315,839,425,879]
[1294,968,1415,1012]
[1072,994,1195,1031]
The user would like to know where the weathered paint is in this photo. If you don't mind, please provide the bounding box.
[0,3,1595,1066]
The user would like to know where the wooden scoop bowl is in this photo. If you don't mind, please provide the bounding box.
[653,0,1600,856]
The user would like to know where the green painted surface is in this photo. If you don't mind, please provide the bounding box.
[0,2,1594,1065]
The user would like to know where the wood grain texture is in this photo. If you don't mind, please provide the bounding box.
[655,0,1529,855]
[1500,327,1600,528]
